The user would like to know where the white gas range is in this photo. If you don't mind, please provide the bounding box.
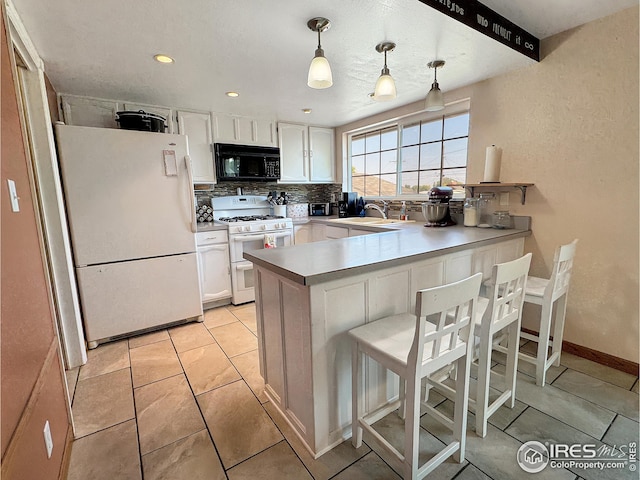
[212,196,293,305]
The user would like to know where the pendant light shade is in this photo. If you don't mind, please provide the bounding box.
[373,42,397,102]
[425,60,445,111]
[307,17,333,89]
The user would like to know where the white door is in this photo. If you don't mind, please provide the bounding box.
[177,111,216,183]
[278,123,309,183]
[61,95,120,128]
[197,244,232,302]
[55,125,196,266]
[77,253,202,345]
[309,126,335,182]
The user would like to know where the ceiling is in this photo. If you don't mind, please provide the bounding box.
[10,0,637,127]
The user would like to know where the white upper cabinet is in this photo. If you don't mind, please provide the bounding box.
[60,95,120,128]
[278,123,309,183]
[177,111,216,183]
[308,126,335,183]
[278,122,335,184]
[212,113,276,147]
[122,103,174,133]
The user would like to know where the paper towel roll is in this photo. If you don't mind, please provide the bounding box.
[483,145,502,182]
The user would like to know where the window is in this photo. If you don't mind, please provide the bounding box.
[349,111,469,197]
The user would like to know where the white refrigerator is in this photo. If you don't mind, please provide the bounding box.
[55,124,202,348]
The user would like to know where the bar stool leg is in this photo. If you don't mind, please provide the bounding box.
[536,301,554,387]
[398,377,406,420]
[351,344,363,448]
[453,353,470,462]
[475,331,492,438]
[551,294,568,367]
[403,373,420,480]
[505,322,519,408]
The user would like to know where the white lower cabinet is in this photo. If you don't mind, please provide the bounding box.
[196,231,231,304]
[348,228,375,237]
[277,122,335,183]
[324,225,349,239]
[177,111,216,183]
[293,224,312,245]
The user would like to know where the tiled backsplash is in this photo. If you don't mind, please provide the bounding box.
[195,182,343,207]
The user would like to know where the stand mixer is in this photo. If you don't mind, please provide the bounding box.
[422,186,457,227]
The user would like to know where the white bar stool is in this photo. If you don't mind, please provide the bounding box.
[517,239,578,386]
[429,254,531,438]
[349,273,482,480]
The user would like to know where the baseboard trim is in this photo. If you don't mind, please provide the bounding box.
[521,327,639,376]
[58,426,74,480]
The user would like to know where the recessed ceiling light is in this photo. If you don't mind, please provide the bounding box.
[153,54,174,64]
[226,92,239,98]
[302,108,312,114]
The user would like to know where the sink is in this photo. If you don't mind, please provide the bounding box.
[328,217,415,226]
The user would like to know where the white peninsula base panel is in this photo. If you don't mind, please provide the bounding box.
[254,237,524,458]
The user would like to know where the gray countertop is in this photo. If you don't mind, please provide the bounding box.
[245,220,531,286]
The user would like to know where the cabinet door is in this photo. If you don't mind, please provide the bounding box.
[61,95,120,128]
[177,111,216,183]
[294,225,311,245]
[211,113,237,144]
[349,228,374,237]
[278,123,309,183]
[254,118,276,147]
[309,127,335,183]
[123,103,174,133]
[324,225,349,239]
[197,244,232,302]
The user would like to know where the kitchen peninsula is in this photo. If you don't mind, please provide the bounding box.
[244,219,531,458]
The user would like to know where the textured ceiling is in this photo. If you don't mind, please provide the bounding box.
[10,0,637,127]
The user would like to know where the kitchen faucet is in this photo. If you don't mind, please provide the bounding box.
[364,200,389,219]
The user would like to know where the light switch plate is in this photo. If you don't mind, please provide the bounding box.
[43,420,53,458]
[7,179,20,212]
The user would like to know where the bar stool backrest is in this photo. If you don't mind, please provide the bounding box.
[410,273,483,376]
[483,253,532,332]
[546,239,579,302]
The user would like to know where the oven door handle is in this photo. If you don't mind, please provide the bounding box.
[236,262,253,271]
[233,234,266,242]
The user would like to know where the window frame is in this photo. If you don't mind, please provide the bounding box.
[345,99,471,200]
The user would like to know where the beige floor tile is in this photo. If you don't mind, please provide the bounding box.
[229,350,267,403]
[227,441,312,479]
[209,322,257,358]
[197,380,282,468]
[633,380,639,394]
[130,339,183,387]
[79,340,130,380]
[231,305,257,333]
[331,452,402,480]
[142,430,225,480]
[128,329,170,349]
[264,401,370,480]
[67,420,141,480]
[203,307,238,329]
[65,367,80,404]
[179,343,241,395]
[135,374,205,455]
[169,322,215,353]
[72,368,134,438]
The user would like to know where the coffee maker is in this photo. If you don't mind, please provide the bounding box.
[423,186,456,227]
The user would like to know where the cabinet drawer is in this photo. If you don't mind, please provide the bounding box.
[196,230,228,246]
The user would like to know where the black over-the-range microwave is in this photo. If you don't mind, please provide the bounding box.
[214,143,280,181]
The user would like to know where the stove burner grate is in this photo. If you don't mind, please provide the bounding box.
[218,215,285,222]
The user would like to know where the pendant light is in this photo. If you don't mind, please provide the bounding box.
[425,60,445,111]
[307,17,333,89]
[373,42,397,102]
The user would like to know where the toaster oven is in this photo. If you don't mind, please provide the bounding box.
[309,203,331,216]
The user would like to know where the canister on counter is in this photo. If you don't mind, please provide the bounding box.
[463,198,479,226]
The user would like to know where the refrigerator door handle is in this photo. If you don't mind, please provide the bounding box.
[184,155,197,233]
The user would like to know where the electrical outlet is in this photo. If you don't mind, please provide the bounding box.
[43,420,53,458]
[499,192,510,206]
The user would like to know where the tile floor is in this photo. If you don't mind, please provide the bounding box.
[65,303,639,480]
